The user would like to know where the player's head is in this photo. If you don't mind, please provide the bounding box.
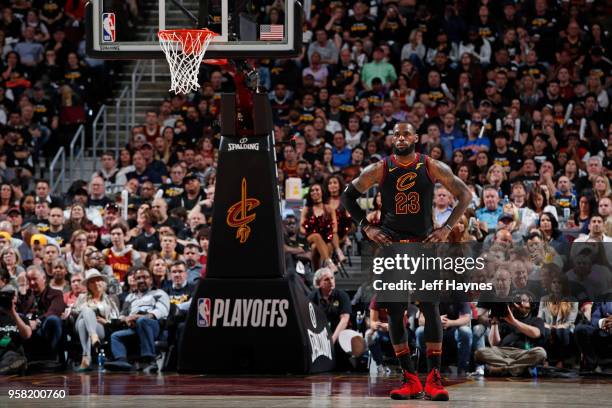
[392,122,418,156]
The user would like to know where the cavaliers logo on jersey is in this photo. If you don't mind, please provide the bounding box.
[396,172,417,191]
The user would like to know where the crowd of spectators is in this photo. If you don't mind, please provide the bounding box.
[0,0,611,377]
[0,0,141,190]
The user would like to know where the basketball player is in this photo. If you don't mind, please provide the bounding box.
[341,122,471,400]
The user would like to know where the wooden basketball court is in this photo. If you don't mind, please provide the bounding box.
[1,372,610,407]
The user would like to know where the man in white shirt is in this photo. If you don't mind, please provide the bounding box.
[105,266,169,374]
[433,185,453,227]
[573,214,612,265]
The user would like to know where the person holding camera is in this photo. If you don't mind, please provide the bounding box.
[16,265,66,362]
[475,292,547,376]
[0,285,31,374]
[71,269,120,371]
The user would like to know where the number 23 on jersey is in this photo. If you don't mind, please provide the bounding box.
[395,191,420,214]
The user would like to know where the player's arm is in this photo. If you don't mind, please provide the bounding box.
[425,158,472,242]
[340,162,390,244]
[340,161,382,224]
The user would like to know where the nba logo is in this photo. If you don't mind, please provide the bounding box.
[197,298,211,327]
[102,13,116,42]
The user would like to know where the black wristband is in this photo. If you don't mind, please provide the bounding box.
[341,183,367,226]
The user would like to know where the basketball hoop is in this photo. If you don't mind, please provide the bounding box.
[158,28,220,94]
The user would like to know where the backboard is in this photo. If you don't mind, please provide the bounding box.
[85,0,302,59]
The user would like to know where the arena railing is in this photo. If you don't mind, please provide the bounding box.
[91,104,109,158]
[115,86,131,150]
[111,73,138,157]
[131,28,158,126]
[49,146,65,194]
[59,37,153,191]
[69,124,86,183]
[51,25,156,192]
[51,104,110,192]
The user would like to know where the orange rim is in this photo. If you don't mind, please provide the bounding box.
[203,58,229,66]
[158,28,219,55]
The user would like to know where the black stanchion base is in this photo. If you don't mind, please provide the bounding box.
[178,274,335,374]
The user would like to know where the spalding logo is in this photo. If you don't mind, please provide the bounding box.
[227,137,260,151]
[197,298,289,328]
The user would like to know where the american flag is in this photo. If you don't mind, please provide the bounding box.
[260,24,284,41]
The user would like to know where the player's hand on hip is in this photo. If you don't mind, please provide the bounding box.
[363,225,392,245]
[424,227,449,243]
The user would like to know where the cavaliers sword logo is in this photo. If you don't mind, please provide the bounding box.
[396,172,417,191]
[226,178,260,243]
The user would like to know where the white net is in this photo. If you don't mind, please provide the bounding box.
[158,29,217,94]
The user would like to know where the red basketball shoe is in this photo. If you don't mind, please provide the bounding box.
[389,370,424,400]
[424,368,449,401]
